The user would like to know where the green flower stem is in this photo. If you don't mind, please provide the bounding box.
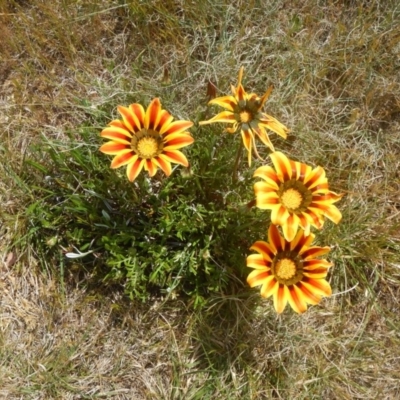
[232,140,243,182]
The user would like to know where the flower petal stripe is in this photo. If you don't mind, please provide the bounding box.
[159,151,189,167]
[126,157,144,182]
[110,150,136,169]
[100,127,132,143]
[164,133,195,150]
[161,120,194,136]
[99,142,129,155]
[129,103,145,128]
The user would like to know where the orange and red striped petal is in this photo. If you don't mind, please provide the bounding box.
[270,151,293,181]
[155,110,174,132]
[313,191,344,203]
[159,150,189,167]
[126,157,144,182]
[304,166,326,190]
[259,114,289,139]
[254,187,280,201]
[260,276,278,298]
[248,133,259,166]
[301,246,331,260]
[198,111,236,126]
[129,103,145,129]
[230,83,237,97]
[236,84,247,103]
[118,105,143,133]
[271,205,290,226]
[302,278,332,297]
[144,98,162,130]
[258,86,273,108]
[311,193,342,206]
[108,120,126,129]
[246,254,269,269]
[160,120,194,135]
[268,224,284,253]
[250,240,275,261]
[253,125,275,152]
[290,230,315,253]
[255,195,280,210]
[144,159,158,177]
[273,284,288,314]
[304,259,332,270]
[236,66,244,91]
[297,213,310,233]
[303,267,329,279]
[322,204,342,224]
[100,127,132,143]
[163,133,194,150]
[240,128,252,151]
[287,159,302,181]
[310,181,330,193]
[253,166,280,189]
[303,208,324,230]
[110,150,136,169]
[247,269,271,287]
[299,212,315,235]
[240,129,254,167]
[295,282,322,306]
[99,142,129,155]
[152,157,172,176]
[287,285,308,313]
[282,213,300,242]
[208,95,237,111]
[254,180,278,195]
[297,162,312,182]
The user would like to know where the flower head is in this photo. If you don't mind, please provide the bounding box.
[100,98,194,182]
[254,152,343,241]
[247,224,332,314]
[199,67,289,166]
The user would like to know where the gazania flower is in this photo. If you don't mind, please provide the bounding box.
[199,67,289,166]
[247,224,332,314]
[100,98,194,182]
[254,152,343,241]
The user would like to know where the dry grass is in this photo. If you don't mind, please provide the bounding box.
[1,0,400,398]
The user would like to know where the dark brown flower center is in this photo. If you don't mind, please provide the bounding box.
[131,129,164,159]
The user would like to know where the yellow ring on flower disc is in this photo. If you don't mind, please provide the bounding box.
[275,258,296,280]
[280,188,303,210]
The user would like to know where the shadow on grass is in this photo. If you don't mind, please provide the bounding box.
[190,290,260,372]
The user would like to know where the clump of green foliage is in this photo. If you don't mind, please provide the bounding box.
[22,124,264,305]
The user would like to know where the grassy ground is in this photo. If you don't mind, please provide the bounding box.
[1,0,400,398]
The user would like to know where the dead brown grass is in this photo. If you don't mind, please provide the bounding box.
[1,0,400,398]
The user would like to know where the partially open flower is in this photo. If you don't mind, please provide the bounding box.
[254,152,343,241]
[247,224,333,314]
[199,67,289,166]
[100,98,194,182]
